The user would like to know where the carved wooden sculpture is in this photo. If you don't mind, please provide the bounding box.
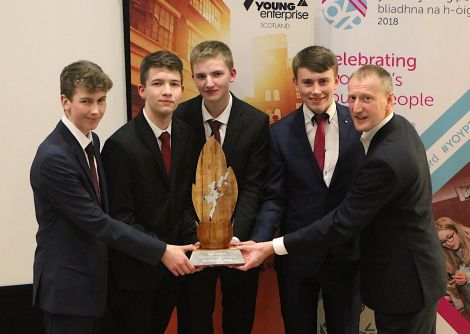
[192,137,238,249]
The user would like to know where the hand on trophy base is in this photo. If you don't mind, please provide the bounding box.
[161,244,197,276]
[235,241,274,271]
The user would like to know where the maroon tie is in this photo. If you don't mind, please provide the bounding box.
[312,113,329,172]
[207,119,222,143]
[159,131,171,176]
[84,143,101,203]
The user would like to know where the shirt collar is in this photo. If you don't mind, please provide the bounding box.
[303,100,337,125]
[61,114,92,149]
[361,112,394,153]
[202,93,232,124]
[143,109,172,139]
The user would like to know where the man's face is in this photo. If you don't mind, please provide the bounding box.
[347,74,393,133]
[61,86,107,135]
[192,56,235,105]
[138,67,183,118]
[294,68,338,114]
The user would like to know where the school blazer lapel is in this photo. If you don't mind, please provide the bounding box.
[135,113,170,187]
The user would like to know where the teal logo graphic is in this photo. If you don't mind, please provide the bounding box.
[321,0,367,30]
[420,89,470,193]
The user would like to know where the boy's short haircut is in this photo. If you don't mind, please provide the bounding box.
[292,46,338,80]
[140,50,184,85]
[190,40,234,71]
[60,60,113,100]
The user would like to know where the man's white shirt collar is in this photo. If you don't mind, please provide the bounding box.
[361,112,394,154]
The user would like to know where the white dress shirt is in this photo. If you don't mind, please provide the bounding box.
[143,109,172,149]
[303,101,339,187]
[201,94,232,145]
[360,112,394,154]
[61,114,95,168]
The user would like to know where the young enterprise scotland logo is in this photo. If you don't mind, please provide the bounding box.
[243,0,308,10]
[243,0,310,23]
[321,0,367,30]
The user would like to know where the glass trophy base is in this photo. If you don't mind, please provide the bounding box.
[189,248,245,266]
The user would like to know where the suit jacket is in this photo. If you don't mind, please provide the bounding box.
[30,121,165,317]
[101,113,197,291]
[251,104,364,276]
[174,94,269,241]
[284,114,447,313]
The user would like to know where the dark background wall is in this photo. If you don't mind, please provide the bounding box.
[0,285,44,333]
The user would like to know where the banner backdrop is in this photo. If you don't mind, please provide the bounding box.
[124,0,469,333]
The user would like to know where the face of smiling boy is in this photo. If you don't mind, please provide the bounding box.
[61,86,107,135]
[294,67,338,115]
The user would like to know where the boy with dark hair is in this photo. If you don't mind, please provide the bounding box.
[250,45,364,334]
[101,51,197,334]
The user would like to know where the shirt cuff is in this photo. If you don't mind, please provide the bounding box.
[231,236,240,243]
[272,237,288,255]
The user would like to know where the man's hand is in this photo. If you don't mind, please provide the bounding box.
[161,244,196,276]
[236,241,274,271]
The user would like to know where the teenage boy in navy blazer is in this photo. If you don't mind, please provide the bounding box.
[250,45,364,334]
[30,60,196,334]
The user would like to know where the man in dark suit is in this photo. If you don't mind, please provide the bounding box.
[101,51,198,334]
[30,60,196,334]
[238,65,447,333]
[174,40,269,334]
[250,46,364,334]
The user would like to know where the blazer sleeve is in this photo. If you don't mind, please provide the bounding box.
[101,136,154,235]
[36,148,166,265]
[250,127,286,242]
[284,157,398,254]
[175,132,199,244]
[232,113,269,240]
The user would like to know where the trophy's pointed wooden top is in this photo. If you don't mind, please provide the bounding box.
[192,137,238,249]
[192,137,238,225]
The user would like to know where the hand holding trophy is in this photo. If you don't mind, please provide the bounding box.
[189,137,245,266]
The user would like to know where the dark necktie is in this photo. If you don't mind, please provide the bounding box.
[312,113,329,172]
[84,143,101,203]
[207,119,222,143]
[159,131,171,176]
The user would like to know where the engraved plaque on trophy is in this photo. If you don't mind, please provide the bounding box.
[189,137,245,266]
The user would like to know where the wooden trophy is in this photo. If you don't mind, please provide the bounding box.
[189,137,245,266]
